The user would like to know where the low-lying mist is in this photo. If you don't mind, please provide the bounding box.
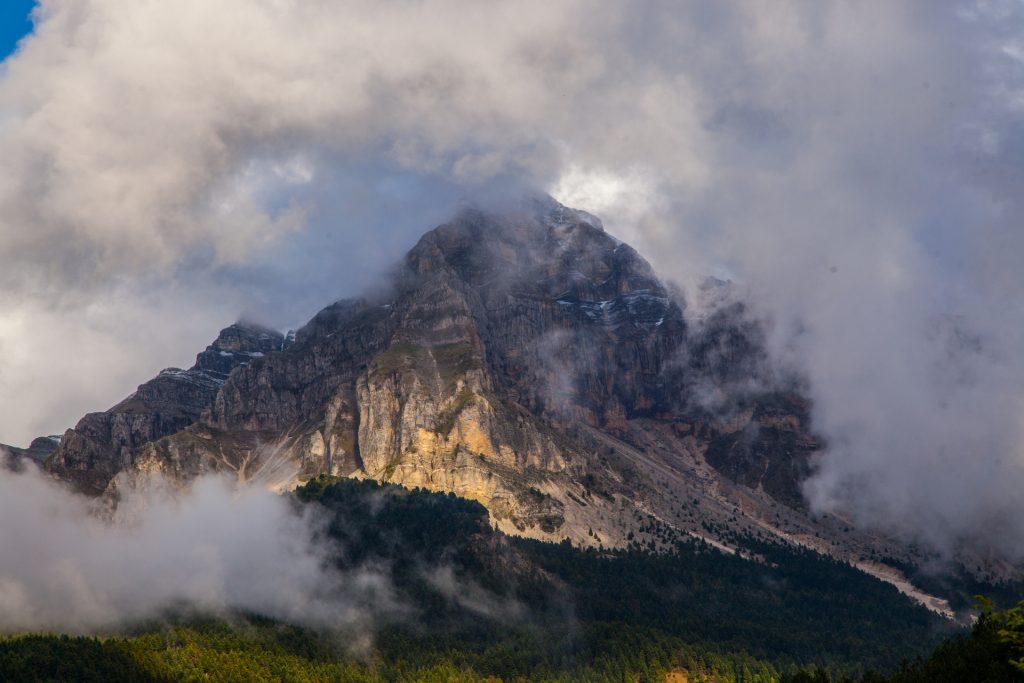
[0,465,393,634]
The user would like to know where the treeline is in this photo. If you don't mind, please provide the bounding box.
[784,599,1024,682]
[0,621,780,682]
[0,602,1019,683]
[511,535,945,670]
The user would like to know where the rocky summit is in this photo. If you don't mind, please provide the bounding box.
[19,197,947,610]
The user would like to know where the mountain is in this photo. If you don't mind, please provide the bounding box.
[18,197,961,612]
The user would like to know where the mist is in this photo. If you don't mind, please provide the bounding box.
[0,465,392,634]
[0,0,1022,562]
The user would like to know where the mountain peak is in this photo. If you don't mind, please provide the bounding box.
[407,198,657,312]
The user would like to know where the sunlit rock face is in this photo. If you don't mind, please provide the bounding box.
[39,197,835,555]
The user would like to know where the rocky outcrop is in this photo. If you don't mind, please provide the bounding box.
[703,394,819,509]
[44,323,287,494]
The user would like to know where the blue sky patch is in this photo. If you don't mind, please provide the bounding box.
[0,0,37,63]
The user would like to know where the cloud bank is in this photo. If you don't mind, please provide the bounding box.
[0,466,392,633]
[0,1,1023,560]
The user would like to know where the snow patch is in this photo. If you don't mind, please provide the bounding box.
[556,290,669,328]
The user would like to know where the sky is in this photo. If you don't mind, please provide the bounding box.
[0,1,35,62]
[0,0,1023,561]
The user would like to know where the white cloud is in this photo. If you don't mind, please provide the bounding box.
[0,467,390,633]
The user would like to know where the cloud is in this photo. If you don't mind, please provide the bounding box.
[0,0,595,443]
[423,565,527,622]
[619,2,1024,562]
[0,466,398,633]
[0,0,1022,562]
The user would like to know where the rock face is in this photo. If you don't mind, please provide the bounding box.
[36,198,903,566]
[45,323,287,494]
[1,435,60,471]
